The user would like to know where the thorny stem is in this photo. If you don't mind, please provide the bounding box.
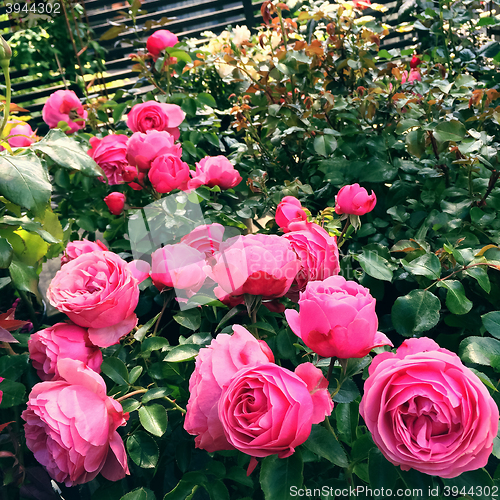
[0,62,11,136]
[116,389,147,402]
[326,357,336,382]
[425,262,499,291]
[337,219,351,248]
[116,388,187,414]
[477,170,500,207]
[323,416,338,441]
[153,291,172,336]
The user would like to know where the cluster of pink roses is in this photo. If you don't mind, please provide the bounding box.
[19,240,152,486]
[86,99,242,214]
[184,325,333,466]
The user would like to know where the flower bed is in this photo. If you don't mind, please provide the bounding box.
[1,1,500,499]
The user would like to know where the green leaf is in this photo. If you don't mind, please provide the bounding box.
[120,488,156,500]
[391,289,441,336]
[466,266,491,293]
[0,379,26,408]
[0,277,11,290]
[113,103,128,123]
[396,119,420,134]
[336,402,359,446]
[304,424,349,467]
[0,237,13,268]
[129,366,143,384]
[173,309,201,331]
[477,17,499,27]
[126,431,159,468]
[139,404,168,437]
[204,480,230,500]
[433,120,466,143]
[436,280,473,315]
[405,129,426,158]
[101,357,129,385]
[121,399,141,413]
[9,260,40,299]
[442,469,494,500]
[0,152,51,216]
[197,93,217,108]
[142,387,172,404]
[163,479,198,500]
[356,251,393,281]
[368,448,399,492]
[403,253,441,279]
[181,98,197,116]
[260,453,303,500]
[0,354,29,381]
[482,311,500,339]
[313,135,338,157]
[134,313,161,341]
[31,129,104,177]
[460,336,500,368]
[163,345,200,363]
[141,337,170,354]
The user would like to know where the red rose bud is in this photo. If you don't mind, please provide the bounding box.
[104,192,126,215]
[410,56,422,69]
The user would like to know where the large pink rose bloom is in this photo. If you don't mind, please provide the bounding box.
[42,90,87,134]
[0,121,36,150]
[285,276,392,358]
[335,183,377,216]
[28,323,102,381]
[219,362,333,458]
[127,101,185,140]
[275,196,308,233]
[181,223,225,257]
[88,134,129,185]
[360,338,499,478]
[184,326,275,452]
[149,154,190,193]
[284,222,340,293]
[61,239,108,266]
[205,234,301,300]
[188,156,242,190]
[46,251,139,348]
[126,130,181,171]
[22,359,129,487]
[401,68,422,84]
[146,30,178,60]
[151,243,206,293]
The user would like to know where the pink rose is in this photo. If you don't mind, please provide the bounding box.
[148,154,190,193]
[284,222,340,293]
[188,156,242,190]
[42,90,87,134]
[219,362,333,458]
[88,134,129,185]
[127,101,185,140]
[360,338,499,478]
[126,130,181,171]
[353,0,371,9]
[185,326,275,452]
[146,30,178,60]
[61,239,108,266]
[28,323,103,381]
[181,223,225,257]
[335,183,377,216]
[1,121,36,149]
[104,192,126,215]
[205,234,301,300]
[275,196,308,233]
[151,243,206,293]
[401,69,422,84]
[285,275,392,358]
[46,251,139,347]
[22,359,129,486]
